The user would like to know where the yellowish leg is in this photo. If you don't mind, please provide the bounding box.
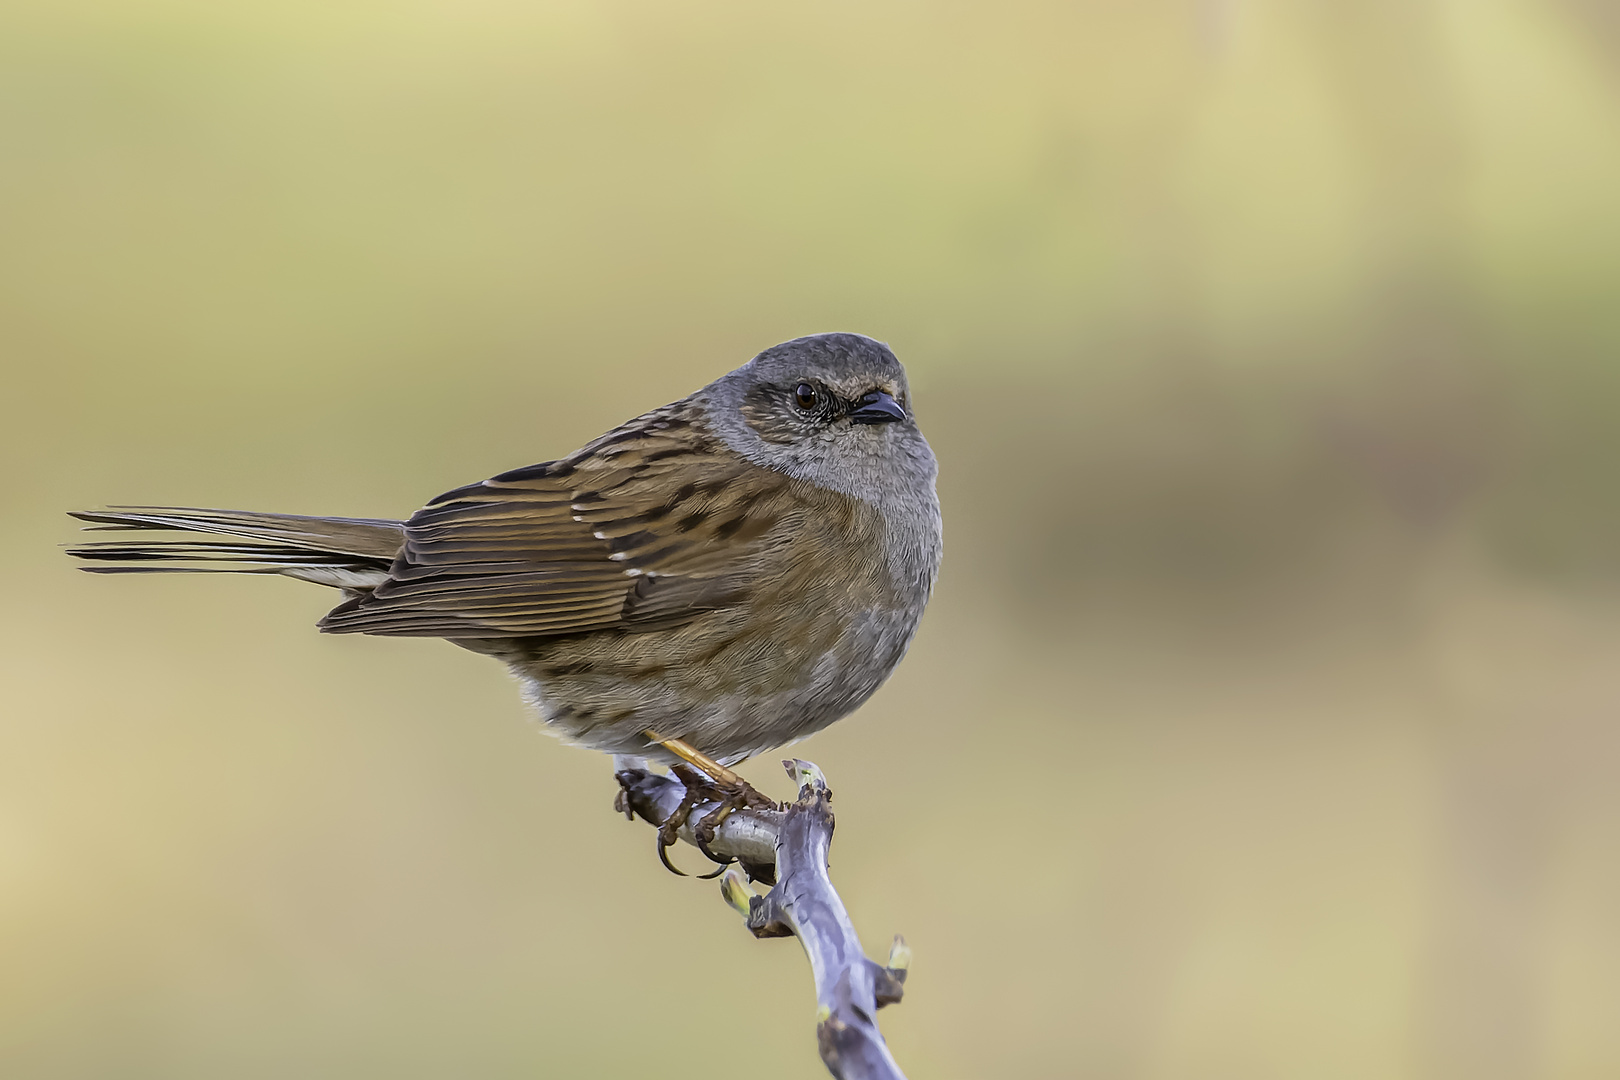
[642,729,744,788]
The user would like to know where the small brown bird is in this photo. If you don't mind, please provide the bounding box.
[70,333,942,793]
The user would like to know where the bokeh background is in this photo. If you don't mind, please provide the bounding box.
[4,1,1620,1077]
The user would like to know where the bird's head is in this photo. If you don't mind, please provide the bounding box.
[704,333,936,505]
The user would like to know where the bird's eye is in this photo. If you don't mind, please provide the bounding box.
[793,382,819,411]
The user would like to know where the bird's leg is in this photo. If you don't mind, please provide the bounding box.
[642,730,745,786]
[644,729,777,812]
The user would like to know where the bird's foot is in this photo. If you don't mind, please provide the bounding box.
[677,763,776,843]
[629,732,779,878]
[646,763,777,879]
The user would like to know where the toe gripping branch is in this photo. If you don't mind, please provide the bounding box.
[615,763,782,881]
[619,759,911,1080]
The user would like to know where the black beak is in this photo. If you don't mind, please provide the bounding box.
[849,390,907,425]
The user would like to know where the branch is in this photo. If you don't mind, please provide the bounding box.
[615,760,910,1080]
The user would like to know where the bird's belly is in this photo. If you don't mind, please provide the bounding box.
[507,601,922,764]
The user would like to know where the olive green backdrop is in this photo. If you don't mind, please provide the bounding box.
[3,2,1619,1077]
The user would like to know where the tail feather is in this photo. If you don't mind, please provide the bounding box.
[66,506,405,590]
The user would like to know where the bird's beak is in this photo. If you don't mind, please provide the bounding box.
[849,390,907,425]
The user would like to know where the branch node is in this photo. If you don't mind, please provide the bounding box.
[783,757,829,795]
[746,893,794,939]
[870,962,906,1009]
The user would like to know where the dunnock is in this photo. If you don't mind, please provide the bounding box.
[70,333,942,784]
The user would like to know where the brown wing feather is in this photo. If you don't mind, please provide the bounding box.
[317,406,794,638]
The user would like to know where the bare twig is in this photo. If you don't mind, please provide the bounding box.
[615,760,910,1080]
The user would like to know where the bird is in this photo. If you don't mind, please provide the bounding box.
[68,332,942,810]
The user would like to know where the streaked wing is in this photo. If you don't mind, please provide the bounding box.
[318,407,797,637]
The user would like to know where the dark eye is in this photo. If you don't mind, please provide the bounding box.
[793,382,819,410]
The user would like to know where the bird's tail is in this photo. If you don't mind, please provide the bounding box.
[66,507,405,590]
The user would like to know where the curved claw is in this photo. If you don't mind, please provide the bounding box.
[655,832,689,877]
[646,763,769,881]
[695,834,736,870]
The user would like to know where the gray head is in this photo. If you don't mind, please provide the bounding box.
[700,333,938,507]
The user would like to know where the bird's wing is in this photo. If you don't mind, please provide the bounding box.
[317,407,800,637]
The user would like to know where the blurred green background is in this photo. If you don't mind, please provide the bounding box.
[4,1,1620,1077]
